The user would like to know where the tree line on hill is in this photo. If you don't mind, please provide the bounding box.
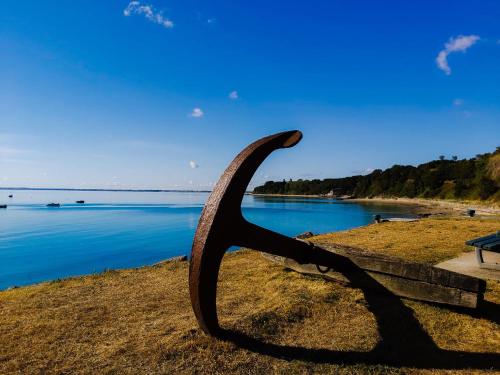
[252,147,500,201]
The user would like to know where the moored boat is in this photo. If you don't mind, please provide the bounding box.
[47,203,61,207]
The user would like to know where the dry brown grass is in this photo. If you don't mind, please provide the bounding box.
[314,217,500,264]
[0,217,499,374]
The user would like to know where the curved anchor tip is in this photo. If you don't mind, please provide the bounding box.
[282,130,303,148]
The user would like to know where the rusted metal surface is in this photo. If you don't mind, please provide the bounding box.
[189,130,318,335]
[189,130,485,337]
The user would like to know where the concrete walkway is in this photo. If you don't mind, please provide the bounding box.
[435,251,500,281]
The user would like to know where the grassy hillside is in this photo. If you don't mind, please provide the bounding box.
[1,217,499,374]
[254,148,500,202]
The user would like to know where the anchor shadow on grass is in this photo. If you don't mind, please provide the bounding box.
[219,252,500,370]
[449,299,500,326]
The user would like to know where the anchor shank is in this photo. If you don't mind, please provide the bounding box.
[236,220,350,270]
[234,220,313,263]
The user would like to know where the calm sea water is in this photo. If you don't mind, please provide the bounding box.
[0,190,416,290]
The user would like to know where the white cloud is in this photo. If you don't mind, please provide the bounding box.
[189,160,199,169]
[228,90,238,100]
[453,98,464,106]
[123,1,173,29]
[190,108,204,118]
[436,35,480,75]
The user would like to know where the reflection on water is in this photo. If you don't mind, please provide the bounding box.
[0,190,416,289]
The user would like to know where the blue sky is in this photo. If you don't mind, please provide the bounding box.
[1,1,499,190]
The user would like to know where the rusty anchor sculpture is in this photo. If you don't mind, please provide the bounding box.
[189,130,485,337]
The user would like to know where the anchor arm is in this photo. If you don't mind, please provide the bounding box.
[189,130,308,336]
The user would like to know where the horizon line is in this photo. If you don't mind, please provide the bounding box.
[0,187,214,193]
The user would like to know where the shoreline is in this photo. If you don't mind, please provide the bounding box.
[250,193,500,215]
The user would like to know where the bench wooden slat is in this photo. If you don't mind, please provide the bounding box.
[474,237,500,248]
[482,241,500,252]
[466,232,500,255]
[465,233,498,247]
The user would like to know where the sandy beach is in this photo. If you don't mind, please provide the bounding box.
[250,193,500,216]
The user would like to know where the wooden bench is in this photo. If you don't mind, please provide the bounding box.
[466,232,500,270]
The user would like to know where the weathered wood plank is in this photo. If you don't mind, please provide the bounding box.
[262,246,484,309]
[369,272,479,308]
[313,241,486,293]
